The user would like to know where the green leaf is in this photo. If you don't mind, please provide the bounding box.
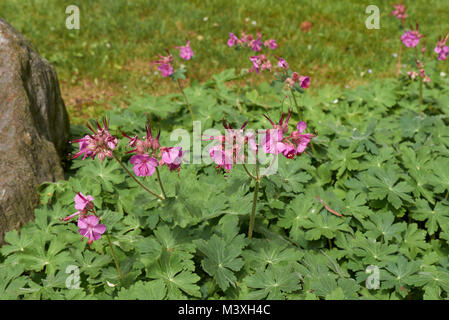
[0,230,34,257]
[148,251,200,299]
[381,256,421,297]
[302,212,352,241]
[365,167,414,209]
[116,279,166,300]
[400,223,431,259]
[363,211,406,242]
[429,158,449,194]
[244,265,301,300]
[410,199,449,235]
[325,287,345,300]
[196,233,246,291]
[242,239,303,271]
[78,159,125,193]
[328,144,365,178]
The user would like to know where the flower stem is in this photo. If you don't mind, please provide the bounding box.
[419,76,423,115]
[242,163,257,180]
[106,233,123,281]
[112,154,164,200]
[290,88,301,118]
[248,179,260,239]
[396,43,402,79]
[176,79,194,121]
[155,167,167,199]
[248,161,260,239]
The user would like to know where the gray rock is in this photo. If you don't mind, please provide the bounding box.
[0,19,70,243]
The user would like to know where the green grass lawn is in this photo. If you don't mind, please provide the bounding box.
[1,0,448,122]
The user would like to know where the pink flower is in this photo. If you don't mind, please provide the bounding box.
[63,192,95,221]
[153,53,174,77]
[285,77,295,87]
[250,37,263,51]
[154,53,174,65]
[205,121,250,172]
[71,118,117,162]
[262,129,287,155]
[130,154,158,177]
[158,63,174,77]
[249,55,270,74]
[160,146,184,171]
[401,26,422,48]
[277,57,289,69]
[245,132,258,153]
[240,32,253,44]
[176,40,194,60]
[281,143,296,159]
[299,76,310,89]
[78,215,106,245]
[250,56,261,73]
[263,114,315,158]
[391,3,407,22]
[407,71,418,80]
[227,33,240,47]
[75,192,94,211]
[264,39,277,50]
[290,121,315,155]
[124,124,160,155]
[72,135,95,160]
[264,110,292,133]
[437,46,449,61]
[434,35,449,61]
[286,72,310,89]
[261,59,272,71]
[209,145,233,172]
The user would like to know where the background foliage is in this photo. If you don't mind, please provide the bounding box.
[1,0,449,122]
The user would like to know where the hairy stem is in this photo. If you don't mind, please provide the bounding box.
[155,167,167,199]
[106,233,123,281]
[177,79,194,121]
[113,154,164,200]
[248,161,260,239]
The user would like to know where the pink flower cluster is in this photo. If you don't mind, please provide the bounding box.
[401,26,422,48]
[262,111,315,159]
[204,120,255,172]
[227,31,277,51]
[205,112,315,172]
[153,40,194,77]
[153,53,174,77]
[71,118,118,162]
[249,54,272,73]
[227,31,310,89]
[408,60,430,82]
[63,193,106,245]
[434,34,449,61]
[285,72,310,89]
[391,3,407,22]
[249,55,310,88]
[123,124,184,176]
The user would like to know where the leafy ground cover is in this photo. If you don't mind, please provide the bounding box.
[1,0,449,122]
[1,65,449,299]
